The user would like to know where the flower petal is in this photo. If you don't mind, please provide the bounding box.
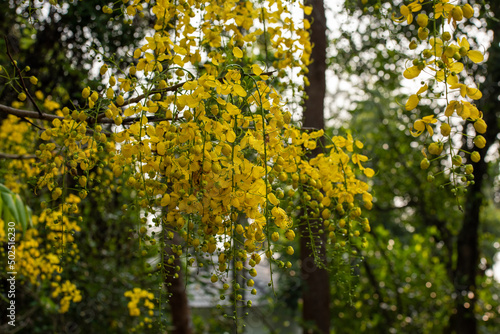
[405,94,420,110]
[467,50,484,63]
[233,47,243,59]
[403,66,421,79]
[466,87,482,100]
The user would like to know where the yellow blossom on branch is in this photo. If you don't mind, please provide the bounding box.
[411,115,437,137]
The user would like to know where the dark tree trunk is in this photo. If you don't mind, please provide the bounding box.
[300,0,329,333]
[450,6,500,334]
[164,232,193,334]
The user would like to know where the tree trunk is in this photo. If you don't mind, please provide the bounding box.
[164,232,193,334]
[451,6,500,334]
[300,0,329,333]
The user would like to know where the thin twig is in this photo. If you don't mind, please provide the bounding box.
[4,36,43,117]
[0,152,37,159]
[104,115,171,125]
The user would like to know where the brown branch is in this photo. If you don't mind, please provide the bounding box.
[100,115,171,125]
[122,82,185,107]
[0,103,167,128]
[0,103,63,122]
[4,36,43,117]
[0,152,36,159]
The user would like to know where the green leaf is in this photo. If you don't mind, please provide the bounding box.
[0,184,11,193]
[1,192,19,223]
[4,209,14,238]
[0,192,3,220]
[14,194,27,232]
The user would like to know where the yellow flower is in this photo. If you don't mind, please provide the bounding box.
[434,0,454,20]
[458,37,484,63]
[411,115,437,137]
[393,1,422,24]
[405,84,428,110]
[447,74,482,100]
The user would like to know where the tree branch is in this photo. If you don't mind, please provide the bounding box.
[0,103,62,122]
[0,152,37,159]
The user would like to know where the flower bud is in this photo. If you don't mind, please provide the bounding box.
[418,27,429,40]
[452,6,463,21]
[464,164,474,175]
[452,155,462,166]
[416,13,428,27]
[82,87,90,99]
[473,135,486,149]
[444,45,458,58]
[470,151,480,163]
[116,95,124,106]
[442,31,451,41]
[462,4,474,19]
[422,49,432,59]
[420,158,430,170]
[99,64,108,75]
[90,91,99,102]
[459,46,468,57]
[473,118,487,134]
[285,229,295,241]
[428,142,443,155]
[441,123,451,136]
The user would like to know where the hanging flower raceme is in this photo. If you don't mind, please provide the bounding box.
[0,0,373,322]
[394,0,486,193]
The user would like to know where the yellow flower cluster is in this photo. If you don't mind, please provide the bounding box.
[395,1,485,189]
[0,104,84,314]
[1,0,373,318]
[124,288,155,317]
[15,229,61,285]
[3,212,82,313]
[51,280,82,313]
[0,115,37,192]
